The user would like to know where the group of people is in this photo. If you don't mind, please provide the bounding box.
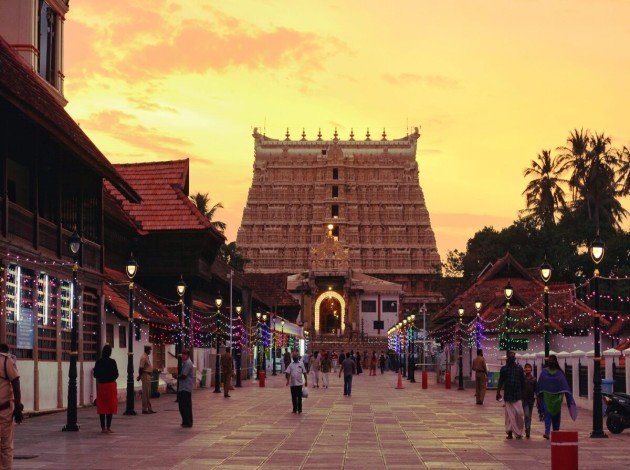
[494,351,577,439]
[93,344,198,432]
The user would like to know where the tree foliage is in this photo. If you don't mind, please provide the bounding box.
[190,192,227,233]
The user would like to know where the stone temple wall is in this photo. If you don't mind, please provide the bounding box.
[237,127,441,283]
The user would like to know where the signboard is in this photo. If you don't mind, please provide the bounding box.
[17,308,35,350]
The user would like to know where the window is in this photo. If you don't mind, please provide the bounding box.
[332,186,338,198]
[6,264,19,322]
[332,168,338,179]
[37,273,50,325]
[332,226,339,239]
[361,300,377,312]
[7,159,31,209]
[60,280,73,330]
[38,0,58,85]
[382,300,398,313]
[106,324,114,347]
[119,325,127,348]
[331,205,339,218]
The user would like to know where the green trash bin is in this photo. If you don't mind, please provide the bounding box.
[200,368,207,388]
[487,371,500,390]
[151,369,160,398]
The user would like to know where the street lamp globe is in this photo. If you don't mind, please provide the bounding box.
[125,253,138,280]
[590,236,605,264]
[215,296,223,309]
[457,306,464,318]
[474,298,482,312]
[540,259,552,283]
[403,319,408,325]
[281,319,285,327]
[69,228,81,255]
[256,311,261,320]
[176,277,187,298]
[411,314,416,321]
[235,305,242,315]
[262,313,267,321]
[504,281,514,301]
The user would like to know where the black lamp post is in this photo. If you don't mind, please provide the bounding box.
[262,313,268,373]
[175,277,186,399]
[271,318,277,376]
[504,281,514,351]
[474,298,482,350]
[62,228,81,432]
[540,257,552,363]
[255,311,261,379]
[214,295,223,394]
[590,234,607,439]
[123,253,139,416]
[407,314,416,383]
[457,306,464,391]
[235,305,242,387]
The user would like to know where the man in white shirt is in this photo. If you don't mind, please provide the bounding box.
[285,351,308,414]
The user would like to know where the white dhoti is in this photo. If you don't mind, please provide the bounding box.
[504,400,525,437]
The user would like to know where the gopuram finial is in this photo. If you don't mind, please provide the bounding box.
[365,128,371,141]
[349,128,355,141]
[301,128,306,141]
[317,128,322,141]
[285,128,290,141]
[381,128,387,141]
[333,127,338,142]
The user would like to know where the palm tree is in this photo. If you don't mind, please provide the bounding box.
[619,146,630,196]
[522,150,567,227]
[190,192,226,233]
[220,242,250,271]
[557,128,589,202]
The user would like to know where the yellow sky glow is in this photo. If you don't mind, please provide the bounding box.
[64,0,630,257]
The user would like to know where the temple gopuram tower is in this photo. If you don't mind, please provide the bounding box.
[237,127,443,335]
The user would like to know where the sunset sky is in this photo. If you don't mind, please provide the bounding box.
[64,0,630,257]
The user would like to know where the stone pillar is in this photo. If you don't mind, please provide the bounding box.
[603,348,620,380]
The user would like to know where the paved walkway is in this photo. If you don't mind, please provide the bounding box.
[14,371,628,469]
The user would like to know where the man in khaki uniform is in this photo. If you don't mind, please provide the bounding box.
[0,343,22,469]
[220,347,233,398]
[472,349,488,405]
[137,345,155,414]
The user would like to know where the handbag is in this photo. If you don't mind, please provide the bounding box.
[302,385,309,398]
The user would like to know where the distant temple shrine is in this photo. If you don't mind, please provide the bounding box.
[237,127,443,337]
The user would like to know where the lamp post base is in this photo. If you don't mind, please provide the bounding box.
[61,424,79,432]
[590,430,607,438]
[123,409,137,416]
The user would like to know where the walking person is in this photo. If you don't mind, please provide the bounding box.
[496,351,525,439]
[285,351,307,413]
[283,350,291,372]
[0,343,22,469]
[339,350,346,366]
[536,355,578,439]
[178,350,194,427]
[363,350,369,371]
[303,351,310,374]
[137,345,155,414]
[379,353,386,374]
[331,350,338,373]
[522,363,536,439]
[311,351,321,388]
[472,349,488,405]
[370,352,377,376]
[221,347,234,398]
[339,353,357,397]
[356,351,363,375]
[321,352,331,388]
[94,344,119,433]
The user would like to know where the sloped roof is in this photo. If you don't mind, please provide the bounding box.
[432,253,596,334]
[104,160,224,237]
[0,36,139,203]
[242,273,300,309]
[103,268,178,324]
[351,271,403,294]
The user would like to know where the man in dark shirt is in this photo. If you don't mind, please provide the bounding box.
[522,363,537,438]
[338,355,357,397]
[496,351,525,439]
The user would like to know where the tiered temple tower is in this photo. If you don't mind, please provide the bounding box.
[237,127,443,315]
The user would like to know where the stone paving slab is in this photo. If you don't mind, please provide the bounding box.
[12,371,630,469]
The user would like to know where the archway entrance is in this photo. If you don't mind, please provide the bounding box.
[314,290,345,335]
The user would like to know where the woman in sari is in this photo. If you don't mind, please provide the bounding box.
[536,355,578,439]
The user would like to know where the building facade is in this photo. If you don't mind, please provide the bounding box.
[237,127,443,338]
